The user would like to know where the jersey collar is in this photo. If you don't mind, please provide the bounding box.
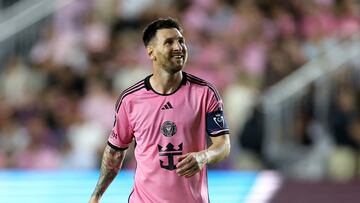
[144,72,188,96]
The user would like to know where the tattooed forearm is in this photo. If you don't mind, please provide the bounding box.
[91,145,126,200]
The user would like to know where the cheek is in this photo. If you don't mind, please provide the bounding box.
[155,52,168,62]
[160,50,171,58]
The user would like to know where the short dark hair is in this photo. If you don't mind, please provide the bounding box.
[142,17,182,47]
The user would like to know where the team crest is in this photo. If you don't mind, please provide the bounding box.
[161,121,177,137]
[213,114,225,128]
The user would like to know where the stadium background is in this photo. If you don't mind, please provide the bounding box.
[0,0,359,202]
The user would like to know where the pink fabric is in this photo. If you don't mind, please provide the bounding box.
[108,72,226,203]
[337,16,360,38]
[301,11,337,39]
[240,42,267,76]
[84,22,109,53]
[277,14,296,37]
[80,88,114,129]
[182,5,210,31]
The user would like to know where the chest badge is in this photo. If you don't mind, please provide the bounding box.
[161,121,177,137]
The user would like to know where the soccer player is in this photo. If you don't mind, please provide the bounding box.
[89,17,231,203]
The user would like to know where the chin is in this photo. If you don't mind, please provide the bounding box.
[172,65,184,72]
[168,69,181,74]
[163,62,185,74]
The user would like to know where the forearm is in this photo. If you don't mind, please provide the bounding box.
[90,145,126,200]
[176,134,230,177]
[205,134,231,164]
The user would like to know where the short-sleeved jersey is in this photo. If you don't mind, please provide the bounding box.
[108,72,229,203]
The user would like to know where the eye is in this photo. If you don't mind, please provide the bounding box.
[164,39,173,45]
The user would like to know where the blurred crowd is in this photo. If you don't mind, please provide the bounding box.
[0,0,359,178]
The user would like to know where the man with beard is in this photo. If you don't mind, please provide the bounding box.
[89,17,230,203]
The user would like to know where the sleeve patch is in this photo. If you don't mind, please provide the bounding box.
[110,130,118,139]
[206,110,229,136]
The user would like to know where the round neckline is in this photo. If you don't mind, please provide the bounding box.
[144,72,187,96]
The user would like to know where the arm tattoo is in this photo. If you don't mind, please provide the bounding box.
[91,145,126,199]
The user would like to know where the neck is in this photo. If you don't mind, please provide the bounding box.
[150,69,183,94]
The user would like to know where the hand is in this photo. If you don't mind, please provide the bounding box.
[176,151,208,178]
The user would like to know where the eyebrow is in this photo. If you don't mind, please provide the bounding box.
[164,36,185,43]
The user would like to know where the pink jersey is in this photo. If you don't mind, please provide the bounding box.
[108,72,229,203]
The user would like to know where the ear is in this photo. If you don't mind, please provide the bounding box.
[147,46,156,61]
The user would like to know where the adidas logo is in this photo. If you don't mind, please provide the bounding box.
[161,102,173,110]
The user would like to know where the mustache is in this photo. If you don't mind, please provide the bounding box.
[171,52,186,57]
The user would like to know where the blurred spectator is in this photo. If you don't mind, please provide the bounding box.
[236,105,264,171]
[62,106,106,169]
[0,57,32,106]
[80,78,114,129]
[0,102,28,168]
[15,116,61,169]
[327,70,360,181]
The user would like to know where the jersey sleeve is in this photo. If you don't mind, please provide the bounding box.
[107,99,133,150]
[206,87,230,137]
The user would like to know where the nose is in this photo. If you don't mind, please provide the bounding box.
[173,41,183,52]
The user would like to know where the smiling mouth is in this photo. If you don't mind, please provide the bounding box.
[172,55,183,59]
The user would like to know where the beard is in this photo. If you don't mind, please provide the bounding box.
[158,54,187,73]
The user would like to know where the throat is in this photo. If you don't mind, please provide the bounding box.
[150,71,183,94]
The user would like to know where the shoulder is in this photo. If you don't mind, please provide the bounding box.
[185,72,221,100]
[115,77,148,112]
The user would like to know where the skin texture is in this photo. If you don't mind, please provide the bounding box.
[147,28,188,94]
[148,28,188,74]
[89,27,231,203]
[176,135,230,178]
[89,145,126,203]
